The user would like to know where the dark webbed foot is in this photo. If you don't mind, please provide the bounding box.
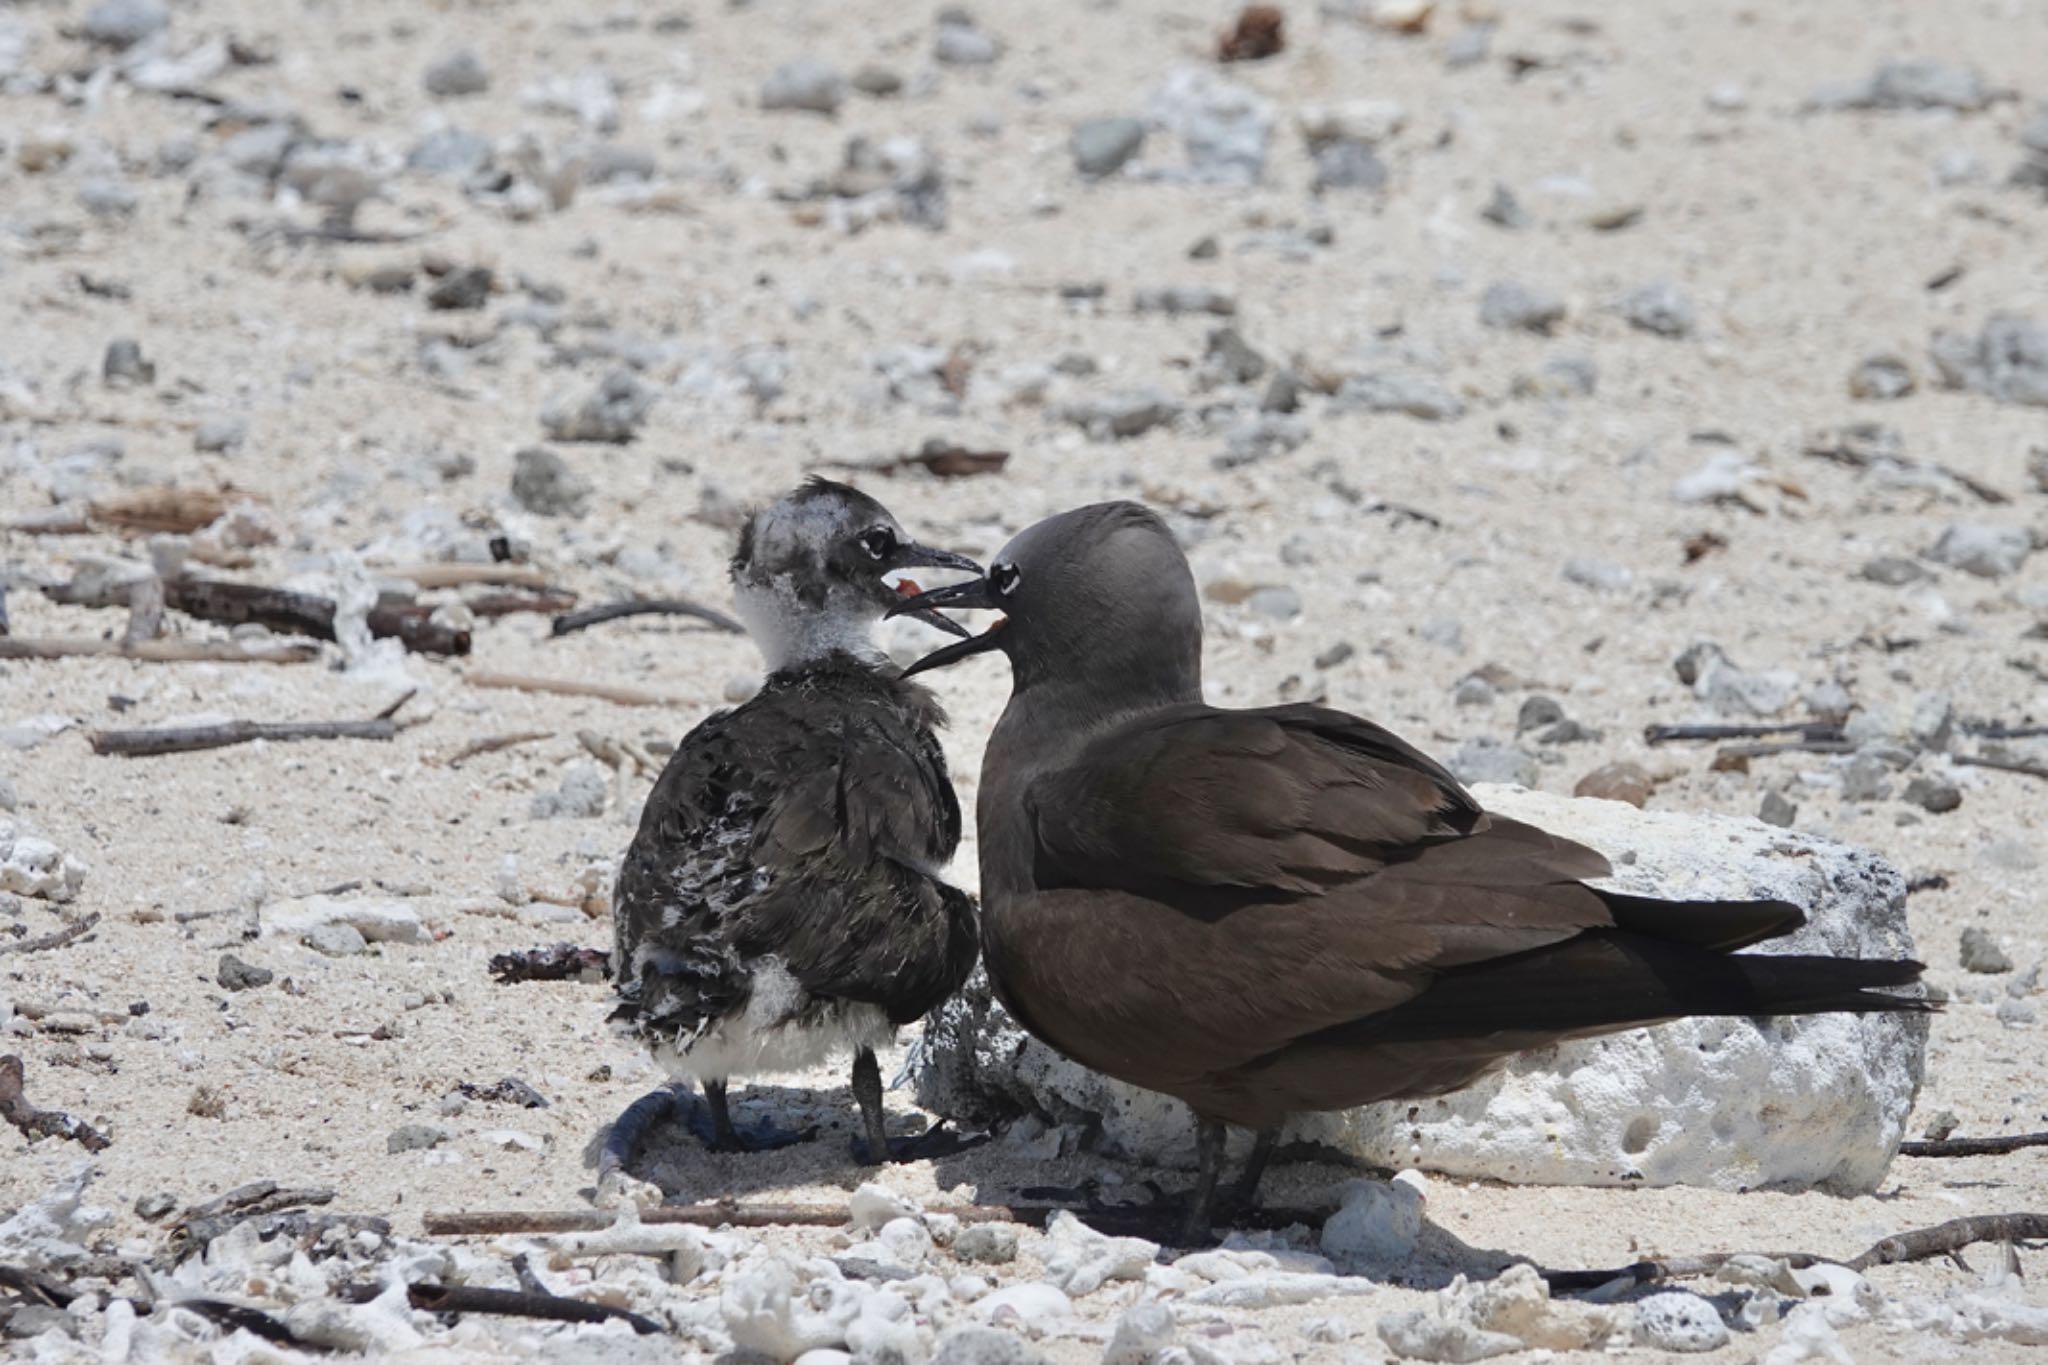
[1177,1120,1229,1246]
[851,1121,992,1165]
[682,1079,814,1153]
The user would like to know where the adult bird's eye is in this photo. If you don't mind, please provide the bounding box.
[859,527,897,560]
[991,562,1022,596]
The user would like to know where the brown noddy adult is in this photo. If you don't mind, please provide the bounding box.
[890,501,1930,1241]
[608,479,982,1171]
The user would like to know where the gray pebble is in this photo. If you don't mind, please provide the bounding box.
[1997,998,2036,1027]
[1416,615,1463,651]
[1513,354,1598,400]
[1149,66,1273,184]
[1311,138,1387,193]
[1480,281,1566,334]
[1621,282,1697,338]
[1960,926,2013,974]
[1443,24,1493,69]
[1062,388,1182,440]
[934,18,1001,65]
[82,0,168,49]
[217,953,274,992]
[306,922,368,957]
[194,416,247,454]
[1453,675,1496,707]
[1811,59,1992,113]
[1133,285,1236,317]
[1204,326,1268,384]
[542,369,656,443]
[103,337,154,386]
[1517,696,1565,732]
[0,777,18,812]
[2028,444,2048,493]
[1535,718,1599,745]
[1910,692,1955,750]
[1446,738,1539,788]
[423,49,490,97]
[1314,642,1356,669]
[1802,681,1854,722]
[1633,1292,1729,1353]
[1072,118,1146,178]
[1848,354,1915,400]
[1758,790,1798,828]
[1247,586,1302,620]
[1260,368,1301,413]
[1928,315,2048,407]
[1928,521,2031,578]
[952,1223,1020,1264]
[387,1123,448,1154]
[1921,1108,1960,1141]
[407,127,495,178]
[1901,775,1961,814]
[1216,414,1309,468]
[1860,555,1931,586]
[1480,182,1527,229]
[134,1192,177,1221]
[1332,371,1465,421]
[1840,750,1894,803]
[852,66,904,97]
[761,58,848,115]
[6,1305,77,1340]
[932,1328,1047,1365]
[79,178,139,217]
[1562,557,1630,592]
[511,446,593,517]
[531,763,608,819]
[427,266,493,311]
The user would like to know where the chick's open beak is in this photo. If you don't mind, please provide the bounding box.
[886,576,1006,676]
[888,544,983,638]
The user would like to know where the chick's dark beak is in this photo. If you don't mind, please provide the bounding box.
[888,544,983,638]
[886,576,1007,677]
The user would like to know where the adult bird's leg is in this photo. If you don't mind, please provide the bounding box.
[851,1047,892,1164]
[1178,1119,1229,1245]
[1228,1127,1280,1216]
[703,1077,742,1151]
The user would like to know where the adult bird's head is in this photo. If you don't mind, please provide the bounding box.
[887,501,1204,709]
[730,478,981,672]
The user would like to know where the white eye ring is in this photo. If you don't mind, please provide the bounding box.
[991,562,1021,596]
[860,528,895,560]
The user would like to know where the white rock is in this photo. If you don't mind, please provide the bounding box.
[724,1256,854,1360]
[0,821,89,902]
[0,1166,110,1270]
[1105,1302,1177,1365]
[284,1282,425,1353]
[976,1282,1073,1325]
[849,1183,922,1232]
[1380,1265,1618,1360]
[267,895,426,945]
[1790,1262,1879,1325]
[1761,1302,1853,1364]
[1039,1211,1156,1296]
[1145,66,1272,183]
[1319,1173,1426,1268]
[1296,99,1407,145]
[1633,1292,1729,1352]
[1189,1272,1381,1308]
[914,786,1927,1193]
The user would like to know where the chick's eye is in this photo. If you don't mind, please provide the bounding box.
[991,562,1022,596]
[859,528,896,560]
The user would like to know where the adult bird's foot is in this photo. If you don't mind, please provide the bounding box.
[675,1088,814,1153]
[850,1121,991,1165]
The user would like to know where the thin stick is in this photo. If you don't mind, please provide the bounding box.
[386,563,551,589]
[1644,720,1845,745]
[159,579,470,657]
[172,1299,309,1349]
[1964,723,2048,740]
[550,597,743,638]
[1899,1131,2048,1157]
[441,731,552,768]
[0,913,100,956]
[0,637,318,664]
[465,670,684,708]
[89,697,410,757]
[403,1283,661,1335]
[1716,739,1859,759]
[1954,753,2048,782]
[468,590,580,619]
[0,1054,112,1152]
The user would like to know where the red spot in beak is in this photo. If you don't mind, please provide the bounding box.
[894,578,923,598]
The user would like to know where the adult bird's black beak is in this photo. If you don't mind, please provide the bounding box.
[889,545,984,639]
[886,576,1007,676]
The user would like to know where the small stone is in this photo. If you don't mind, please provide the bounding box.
[81,0,168,49]
[852,66,904,97]
[1443,23,1492,68]
[1332,371,1464,421]
[1758,790,1797,827]
[1480,182,1527,228]
[1928,521,2031,578]
[6,1305,77,1340]
[1860,555,1930,586]
[134,1192,177,1221]
[1311,138,1387,192]
[407,127,495,178]
[1980,838,2040,872]
[1921,1109,1960,1141]
[1840,751,1894,803]
[1315,642,1356,670]
[542,369,656,443]
[1105,1303,1176,1365]
[423,49,490,97]
[1480,281,1566,334]
[1260,368,1301,413]
[1811,59,1993,113]
[1848,354,1915,400]
[1621,282,1697,338]
[193,416,248,454]
[79,178,138,217]
[217,954,274,992]
[1452,675,1496,707]
[1562,557,1630,591]
[103,338,154,386]
[1417,615,1463,651]
[1446,738,1539,788]
[306,922,368,957]
[426,266,493,311]
[1247,586,1302,620]
[531,764,608,819]
[1928,315,2048,407]
[1633,1292,1729,1353]
[1909,692,1954,750]
[1997,998,2036,1027]
[1960,927,2013,974]
[1803,681,1855,723]
[1217,415,1309,468]
[386,1123,447,1154]
[933,1327,1048,1365]
[1204,326,1268,384]
[1575,762,1651,808]
[1513,354,1598,400]
[1063,389,1182,440]
[1133,285,1236,316]
[761,58,847,115]
[2028,444,2048,493]
[510,446,593,517]
[1072,117,1146,178]
[953,1223,1020,1265]
[1320,1174,1425,1265]
[934,18,1001,65]
[1147,64,1273,184]
[1516,695,1565,732]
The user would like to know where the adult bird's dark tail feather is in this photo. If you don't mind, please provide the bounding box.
[1342,929,1932,1046]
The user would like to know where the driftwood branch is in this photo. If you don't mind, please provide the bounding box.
[465,670,683,708]
[399,1282,661,1335]
[385,563,551,590]
[468,590,580,619]
[440,731,552,768]
[1953,753,2048,783]
[1645,720,1844,745]
[1899,1131,2048,1157]
[161,579,470,657]
[0,636,317,664]
[0,913,100,956]
[550,597,743,638]
[89,694,414,757]
[0,1055,112,1152]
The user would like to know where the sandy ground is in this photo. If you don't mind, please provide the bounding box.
[3,0,2047,1358]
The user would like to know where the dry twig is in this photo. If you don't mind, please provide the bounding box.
[0,637,317,664]
[90,693,415,757]
[1899,1131,2048,1157]
[1644,720,1845,745]
[550,597,743,637]
[0,913,100,956]
[393,1282,661,1335]
[465,670,683,708]
[440,731,553,768]
[0,1054,112,1152]
[1953,753,2048,783]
